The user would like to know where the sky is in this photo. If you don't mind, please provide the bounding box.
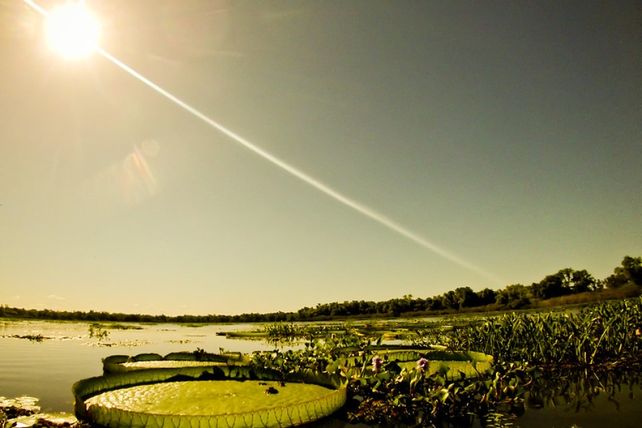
[0,0,640,316]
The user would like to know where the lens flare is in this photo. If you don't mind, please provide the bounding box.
[45,1,100,59]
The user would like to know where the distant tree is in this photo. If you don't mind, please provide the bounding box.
[387,299,404,317]
[605,256,642,288]
[497,284,531,308]
[441,290,458,310]
[531,267,600,298]
[297,306,313,320]
[454,286,479,308]
[477,288,497,305]
[570,269,598,293]
[427,297,444,311]
[532,269,573,299]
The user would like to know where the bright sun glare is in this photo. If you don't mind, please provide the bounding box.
[45,2,100,59]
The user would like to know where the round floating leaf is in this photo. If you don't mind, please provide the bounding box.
[74,366,346,428]
[104,353,249,374]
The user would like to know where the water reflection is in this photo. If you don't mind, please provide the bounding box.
[528,364,641,410]
[311,365,642,428]
[517,364,642,428]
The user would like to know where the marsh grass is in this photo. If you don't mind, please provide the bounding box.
[445,298,642,365]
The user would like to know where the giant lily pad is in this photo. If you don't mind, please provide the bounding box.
[103,351,247,373]
[74,365,346,428]
[85,380,340,427]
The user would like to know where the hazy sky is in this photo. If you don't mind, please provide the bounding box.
[0,0,640,315]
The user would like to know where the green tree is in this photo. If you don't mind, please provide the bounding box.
[605,256,642,288]
[441,290,458,310]
[454,286,479,308]
[477,288,497,305]
[497,284,531,308]
[532,269,575,299]
[570,269,597,293]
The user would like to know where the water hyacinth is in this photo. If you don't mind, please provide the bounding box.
[416,357,429,372]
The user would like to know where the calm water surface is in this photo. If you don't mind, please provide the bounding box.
[1,319,641,427]
[0,319,275,411]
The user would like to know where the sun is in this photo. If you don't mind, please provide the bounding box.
[45,2,100,59]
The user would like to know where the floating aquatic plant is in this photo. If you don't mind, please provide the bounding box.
[74,365,346,428]
[103,350,247,373]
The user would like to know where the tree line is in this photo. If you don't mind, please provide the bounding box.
[1,255,640,323]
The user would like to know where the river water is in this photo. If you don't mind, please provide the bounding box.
[0,319,275,411]
[1,319,640,427]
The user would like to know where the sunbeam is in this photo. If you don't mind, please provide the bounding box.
[24,0,504,286]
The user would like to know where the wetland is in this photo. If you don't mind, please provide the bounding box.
[1,299,641,427]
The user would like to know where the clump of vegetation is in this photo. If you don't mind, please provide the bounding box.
[101,323,143,330]
[88,323,109,341]
[262,322,362,342]
[9,334,47,342]
[346,361,532,426]
[263,323,306,340]
[249,335,530,426]
[443,298,642,366]
[248,298,642,426]
[192,347,205,358]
